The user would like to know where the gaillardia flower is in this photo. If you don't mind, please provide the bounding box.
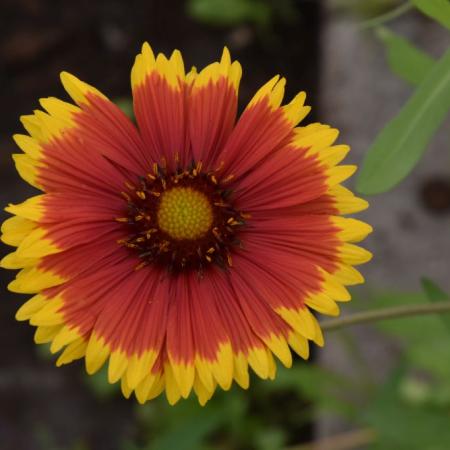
[2,43,372,405]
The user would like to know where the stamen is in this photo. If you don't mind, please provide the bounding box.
[222,174,235,183]
[116,160,247,274]
[135,261,148,271]
[227,254,233,267]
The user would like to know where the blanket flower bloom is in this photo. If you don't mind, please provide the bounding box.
[1,43,372,405]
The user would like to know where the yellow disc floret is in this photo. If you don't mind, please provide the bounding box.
[157,187,213,240]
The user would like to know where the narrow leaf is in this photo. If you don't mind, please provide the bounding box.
[377,27,435,86]
[356,47,450,195]
[412,0,450,31]
[421,277,450,332]
[421,277,449,302]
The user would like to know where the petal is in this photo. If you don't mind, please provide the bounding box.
[234,144,329,211]
[5,195,46,222]
[12,153,42,189]
[11,192,125,260]
[188,48,242,168]
[292,184,369,216]
[37,230,128,282]
[207,269,273,382]
[8,266,66,294]
[166,273,232,395]
[218,77,309,179]
[18,78,149,196]
[229,269,293,368]
[59,73,148,174]
[233,123,357,212]
[131,43,187,167]
[1,215,37,247]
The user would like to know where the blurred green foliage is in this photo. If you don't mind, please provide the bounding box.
[362,287,450,449]
[366,370,450,450]
[356,46,450,194]
[332,0,404,17]
[115,97,135,120]
[411,0,450,30]
[187,0,271,27]
[83,365,120,399]
[357,2,450,194]
[375,27,435,86]
[367,289,450,380]
[186,0,298,28]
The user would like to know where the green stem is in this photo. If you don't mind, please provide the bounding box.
[321,301,450,331]
[359,1,414,30]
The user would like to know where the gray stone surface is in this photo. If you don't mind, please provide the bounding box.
[318,2,450,441]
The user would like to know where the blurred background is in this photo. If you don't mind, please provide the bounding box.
[1,0,449,449]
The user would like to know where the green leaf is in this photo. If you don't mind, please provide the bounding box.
[421,277,450,332]
[83,366,119,399]
[137,398,223,450]
[368,291,450,379]
[376,27,435,85]
[356,46,450,194]
[421,277,449,302]
[358,2,415,29]
[334,0,403,17]
[187,0,271,27]
[115,97,134,120]
[411,0,450,31]
[149,410,222,450]
[366,369,450,450]
[268,364,356,418]
[255,428,286,450]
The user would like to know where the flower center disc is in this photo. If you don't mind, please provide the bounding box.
[157,187,213,240]
[117,162,248,274]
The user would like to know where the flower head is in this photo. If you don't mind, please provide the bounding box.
[2,43,372,405]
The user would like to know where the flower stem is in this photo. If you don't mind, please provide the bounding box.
[358,1,413,30]
[321,300,450,331]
